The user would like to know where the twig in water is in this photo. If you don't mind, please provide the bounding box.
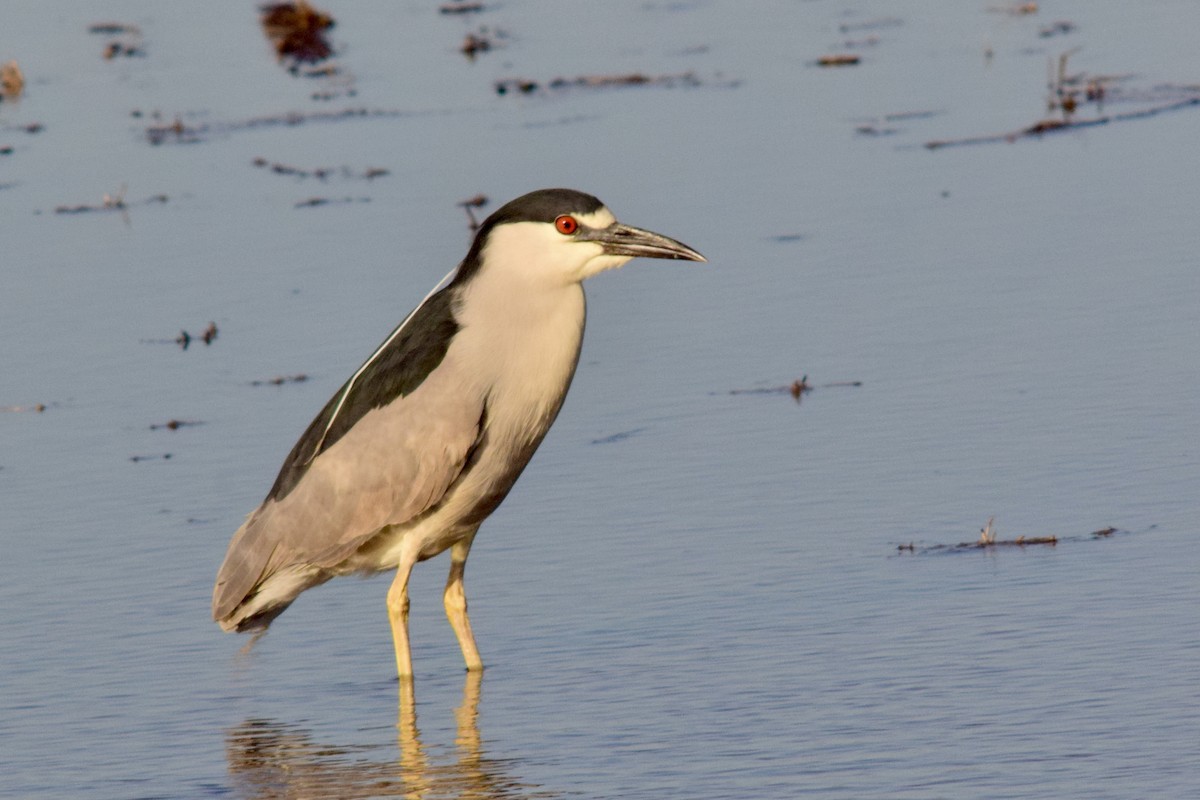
[150,419,203,431]
[250,374,309,386]
[726,375,863,403]
[979,516,997,545]
[0,402,46,413]
[458,194,488,231]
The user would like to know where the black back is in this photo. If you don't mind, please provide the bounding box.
[265,287,460,502]
[263,188,604,503]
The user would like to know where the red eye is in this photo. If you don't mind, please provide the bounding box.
[554,214,579,235]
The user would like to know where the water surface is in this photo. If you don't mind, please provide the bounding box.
[2,2,1198,798]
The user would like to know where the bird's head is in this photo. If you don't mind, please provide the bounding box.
[458,188,706,287]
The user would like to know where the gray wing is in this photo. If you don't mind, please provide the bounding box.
[212,366,484,627]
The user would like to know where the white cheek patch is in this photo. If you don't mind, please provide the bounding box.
[477,206,630,285]
[574,208,634,279]
[482,221,605,285]
[579,253,634,279]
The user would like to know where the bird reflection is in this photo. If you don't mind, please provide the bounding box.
[225,673,553,799]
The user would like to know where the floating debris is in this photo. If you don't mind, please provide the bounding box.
[854,109,942,137]
[1039,20,1076,38]
[458,194,488,230]
[0,402,46,413]
[926,95,1200,149]
[137,325,216,349]
[173,322,218,350]
[817,54,860,68]
[87,22,134,34]
[250,374,309,387]
[496,79,537,96]
[462,33,489,58]
[130,453,173,463]
[726,375,862,404]
[989,2,1038,14]
[838,17,902,33]
[1,121,42,135]
[259,1,355,97]
[103,37,142,59]
[461,26,507,59]
[144,116,202,145]
[144,106,426,146]
[88,22,144,59]
[1,60,24,101]
[294,196,370,208]
[1045,47,1085,116]
[896,521,1145,555]
[55,184,127,214]
[150,419,204,431]
[893,110,943,123]
[251,157,389,181]
[260,1,335,66]
[841,35,881,50]
[51,186,168,217]
[495,71,707,96]
[954,534,1058,550]
[925,60,1200,150]
[856,124,898,137]
[201,322,218,345]
[440,1,486,14]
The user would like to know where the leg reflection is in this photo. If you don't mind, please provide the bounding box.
[225,671,555,798]
[455,669,483,763]
[396,674,430,798]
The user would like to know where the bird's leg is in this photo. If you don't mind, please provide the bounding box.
[387,560,416,679]
[444,532,484,672]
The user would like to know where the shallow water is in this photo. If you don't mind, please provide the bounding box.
[3,2,1199,798]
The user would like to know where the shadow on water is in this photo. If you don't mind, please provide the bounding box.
[225,672,556,799]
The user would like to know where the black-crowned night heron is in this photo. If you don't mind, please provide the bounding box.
[213,188,705,678]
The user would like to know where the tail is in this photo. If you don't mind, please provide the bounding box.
[213,560,329,633]
[214,598,291,633]
[212,508,327,633]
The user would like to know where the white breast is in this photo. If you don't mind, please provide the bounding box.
[363,266,587,569]
[459,272,586,430]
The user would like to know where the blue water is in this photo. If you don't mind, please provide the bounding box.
[2,2,1198,798]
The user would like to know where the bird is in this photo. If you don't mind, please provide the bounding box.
[212,188,705,679]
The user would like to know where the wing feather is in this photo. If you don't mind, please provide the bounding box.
[212,344,483,628]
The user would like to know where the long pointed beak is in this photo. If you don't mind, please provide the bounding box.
[584,222,706,263]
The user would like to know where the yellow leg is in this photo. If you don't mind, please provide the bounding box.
[387,562,415,679]
[444,532,484,672]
